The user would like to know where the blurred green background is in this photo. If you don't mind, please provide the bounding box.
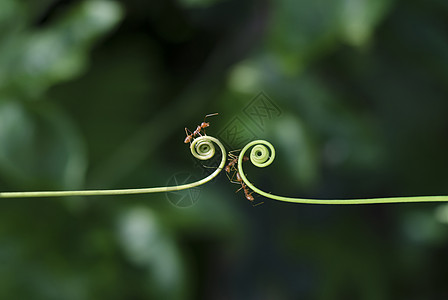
[1,0,448,299]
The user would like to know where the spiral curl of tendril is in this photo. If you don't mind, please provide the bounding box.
[0,136,226,198]
[191,136,216,161]
[238,140,448,204]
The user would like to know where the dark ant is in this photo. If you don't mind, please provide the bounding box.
[225,151,263,207]
[184,113,218,144]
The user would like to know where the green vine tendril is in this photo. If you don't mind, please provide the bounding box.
[237,140,448,204]
[1,134,447,204]
[0,136,226,198]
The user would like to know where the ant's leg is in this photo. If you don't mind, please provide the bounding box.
[201,113,219,135]
[228,149,242,155]
[204,113,219,121]
[230,164,238,172]
[227,152,240,163]
[226,170,239,184]
[246,190,263,206]
[184,128,194,144]
[193,125,203,137]
[227,153,238,160]
[185,127,193,136]
[235,185,244,193]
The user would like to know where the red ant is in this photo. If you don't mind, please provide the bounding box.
[225,151,263,207]
[230,170,263,207]
[184,113,218,144]
[235,171,254,201]
[225,151,249,173]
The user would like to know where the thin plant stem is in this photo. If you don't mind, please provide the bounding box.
[237,140,448,205]
[0,136,226,198]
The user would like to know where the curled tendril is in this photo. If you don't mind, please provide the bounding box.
[2,133,448,204]
[0,136,226,198]
[191,136,216,160]
[248,141,275,168]
[238,140,448,205]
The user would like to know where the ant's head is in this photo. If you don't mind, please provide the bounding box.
[225,165,231,173]
[184,135,192,143]
[246,194,254,201]
[200,122,210,128]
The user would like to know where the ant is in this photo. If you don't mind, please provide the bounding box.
[225,151,249,173]
[230,170,263,207]
[225,151,263,207]
[184,113,219,144]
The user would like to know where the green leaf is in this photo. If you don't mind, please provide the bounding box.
[338,0,392,46]
[271,114,318,188]
[117,206,188,300]
[268,0,393,73]
[0,0,123,97]
[0,100,87,190]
